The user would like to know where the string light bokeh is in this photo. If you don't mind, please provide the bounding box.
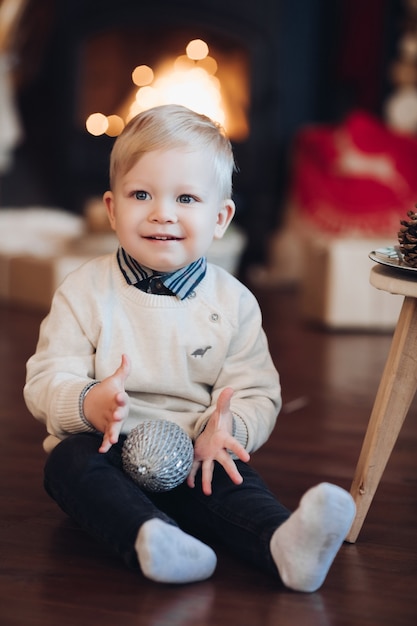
[85,38,244,139]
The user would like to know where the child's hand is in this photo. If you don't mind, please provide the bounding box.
[83,354,131,453]
[187,387,250,495]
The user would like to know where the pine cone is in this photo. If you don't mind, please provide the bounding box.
[398,208,417,267]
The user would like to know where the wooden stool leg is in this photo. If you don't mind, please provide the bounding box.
[346,296,417,543]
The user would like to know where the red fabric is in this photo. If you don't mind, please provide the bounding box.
[290,110,417,235]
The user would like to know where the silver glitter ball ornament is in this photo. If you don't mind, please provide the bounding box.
[122,420,194,492]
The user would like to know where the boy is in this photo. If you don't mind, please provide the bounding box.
[24,104,355,592]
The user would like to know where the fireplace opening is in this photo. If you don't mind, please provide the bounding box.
[80,30,249,143]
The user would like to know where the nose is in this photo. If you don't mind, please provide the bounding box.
[148,199,178,223]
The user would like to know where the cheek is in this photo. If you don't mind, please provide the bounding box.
[189,221,214,245]
[115,208,139,230]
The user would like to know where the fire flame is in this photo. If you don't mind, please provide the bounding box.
[86,38,248,140]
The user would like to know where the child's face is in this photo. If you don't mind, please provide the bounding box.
[104,147,235,273]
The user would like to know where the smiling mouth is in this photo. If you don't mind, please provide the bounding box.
[146,236,181,241]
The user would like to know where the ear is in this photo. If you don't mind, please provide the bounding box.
[103,191,116,231]
[214,199,235,240]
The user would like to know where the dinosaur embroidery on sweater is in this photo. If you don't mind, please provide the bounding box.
[191,346,212,358]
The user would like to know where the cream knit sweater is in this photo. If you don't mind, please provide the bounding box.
[24,253,281,453]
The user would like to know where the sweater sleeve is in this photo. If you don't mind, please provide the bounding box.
[24,279,100,441]
[193,284,281,453]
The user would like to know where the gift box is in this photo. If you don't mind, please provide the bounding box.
[300,236,402,329]
[7,253,93,311]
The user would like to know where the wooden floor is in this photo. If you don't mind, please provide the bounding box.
[1,285,417,626]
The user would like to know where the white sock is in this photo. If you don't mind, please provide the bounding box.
[270,482,356,592]
[135,519,217,584]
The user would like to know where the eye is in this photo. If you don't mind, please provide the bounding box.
[177,194,196,204]
[134,190,150,200]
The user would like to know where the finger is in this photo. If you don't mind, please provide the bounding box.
[100,419,123,453]
[114,390,129,408]
[121,353,131,376]
[201,460,214,496]
[98,432,119,454]
[186,459,200,488]
[216,387,234,416]
[99,435,112,454]
[112,408,127,422]
[110,417,123,438]
[237,448,250,463]
[226,437,250,463]
[114,354,131,383]
[220,453,244,485]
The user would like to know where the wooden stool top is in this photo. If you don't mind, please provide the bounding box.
[371,264,417,298]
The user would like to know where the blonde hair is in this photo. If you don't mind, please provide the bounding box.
[108,104,235,199]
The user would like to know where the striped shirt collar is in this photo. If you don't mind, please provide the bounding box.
[116,247,207,300]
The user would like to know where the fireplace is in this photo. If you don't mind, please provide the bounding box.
[81,34,250,142]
